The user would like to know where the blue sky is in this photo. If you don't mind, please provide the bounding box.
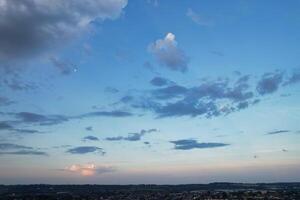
[0,0,300,184]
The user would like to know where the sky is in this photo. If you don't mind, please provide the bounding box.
[0,0,300,184]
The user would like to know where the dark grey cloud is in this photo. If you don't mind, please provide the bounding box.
[106,129,157,142]
[256,71,284,95]
[118,70,300,119]
[49,56,77,75]
[0,143,33,150]
[0,121,13,130]
[124,76,254,118]
[266,130,290,135]
[237,101,249,110]
[148,33,189,73]
[170,139,229,150]
[150,77,170,87]
[0,109,133,128]
[85,126,93,131]
[83,135,99,141]
[66,146,105,155]
[0,143,47,156]
[0,0,127,62]
[1,77,37,91]
[284,69,300,86]
[0,150,48,156]
[0,96,14,106]
[0,121,42,134]
[80,110,133,118]
[12,128,42,134]
[15,112,68,126]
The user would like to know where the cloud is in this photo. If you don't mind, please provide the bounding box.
[65,163,115,176]
[85,126,93,131]
[0,121,13,130]
[83,135,99,141]
[80,110,133,118]
[121,75,255,118]
[237,101,249,110]
[15,112,69,126]
[266,130,290,135]
[256,71,284,95]
[150,77,170,87]
[148,33,189,72]
[0,96,14,106]
[0,150,48,156]
[106,129,157,141]
[0,143,33,150]
[0,143,48,156]
[0,121,42,134]
[170,139,229,150]
[285,69,300,86]
[119,69,300,119]
[66,146,105,155]
[0,109,133,127]
[186,8,213,26]
[152,85,188,99]
[49,56,77,75]
[1,77,37,91]
[0,0,127,62]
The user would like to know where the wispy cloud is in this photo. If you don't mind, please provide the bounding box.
[186,8,213,26]
[170,139,229,150]
[66,146,105,155]
[266,130,290,135]
[0,121,43,134]
[0,109,133,127]
[49,56,77,75]
[0,150,48,156]
[150,77,171,87]
[0,143,48,156]
[106,129,157,142]
[83,136,100,142]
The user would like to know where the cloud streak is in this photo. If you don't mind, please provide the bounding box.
[170,139,229,150]
[66,146,105,155]
[0,143,48,156]
[106,129,157,141]
[267,130,290,135]
[83,136,100,142]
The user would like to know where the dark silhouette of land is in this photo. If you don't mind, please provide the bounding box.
[0,182,300,199]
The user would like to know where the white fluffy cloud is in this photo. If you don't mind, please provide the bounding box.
[0,0,127,61]
[148,33,189,72]
[65,163,115,176]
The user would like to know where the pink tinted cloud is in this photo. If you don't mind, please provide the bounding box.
[65,163,115,176]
